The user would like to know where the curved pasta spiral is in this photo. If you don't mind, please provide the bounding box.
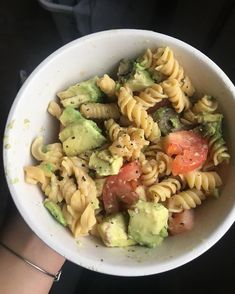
[167,189,206,212]
[80,103,120,120]
[154,47,195,97]
[104,119,126,142]
[118,87,161,141]
[140,156,159,187]
[24,165,47,185]
[144,141,163,159]
[61,156,88,177]
[96,74,116,97]
[208,134,230,165]
[148,177,182,203]
[109,128,149,160]
[47,101,62,119]
[183,171,222,191]
[43,174,63,203]
[193,95,218,114]
[134,84,168,109]
[31,137,63,165]
[181,108,198,126]
[156,151,172,177]
[139,48,153,69]
[162,79,191,113]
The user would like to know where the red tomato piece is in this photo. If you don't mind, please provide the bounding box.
[102,162,141,214]
[168,210,194,235]
[164,131,208,175]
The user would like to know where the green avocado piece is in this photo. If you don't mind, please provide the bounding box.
[43,199,67,226]
[57,76,103,108]
[153,107,183,135]
[125,63,154,91]
[98,213,136,247]
[59,119,106,156]
[59,106,83,126]
[89,149,123,176]
[128,200,169,248]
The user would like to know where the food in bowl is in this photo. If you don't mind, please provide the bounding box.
[24,46,230,249]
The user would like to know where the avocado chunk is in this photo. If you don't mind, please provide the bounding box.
[57,76,103,108]
[44,199,67,226]
[59,106,83,126]
[59,119,106,156]
[117,60,154,92]
[152,107,183,135]
[89,149,123,176]
[98,213,136,247]
[128,200,168,248]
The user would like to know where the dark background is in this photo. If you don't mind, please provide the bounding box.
[0,0,235,293]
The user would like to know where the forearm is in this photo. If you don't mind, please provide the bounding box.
[0,214,65,294]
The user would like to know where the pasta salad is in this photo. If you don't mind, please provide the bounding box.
[24,47,230,248]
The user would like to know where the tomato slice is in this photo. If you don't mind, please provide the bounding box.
[168,210,194,235]
[102,162,141,214]
[164,131,208,175]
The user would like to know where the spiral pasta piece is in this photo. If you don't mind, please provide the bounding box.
[139,48,153,69]
[154,47,195,96]
[193,95,218,114]
[162,79,191,113]
[24,165,47,185]
[134,84,168,109]
[80,103,120,120]
[140,158,159,187]
[156,151,172,177]
[118,87,161,141]
[31,137,63,165]
[104,119,126,142]
[183,171,222,191]
[148,177,182,203]
[181,108,199,126]
[144,141,163,159]
[96,74,116,97]
[167,189,206,212]
[43,174,63,203]
[47,101,62,119]
[208,134,230,165]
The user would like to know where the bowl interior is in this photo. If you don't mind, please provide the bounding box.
[4,29,235,276]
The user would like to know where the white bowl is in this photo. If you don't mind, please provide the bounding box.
[3,29,235,276]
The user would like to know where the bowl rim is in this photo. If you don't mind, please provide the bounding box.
[3,29,235,276]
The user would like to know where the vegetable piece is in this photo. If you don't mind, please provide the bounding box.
[152,107,183,135]
[128,201,169,248]
[59,119,106,156]
[164,131,208,175]
[102,161,141,214]
[89,149,123,176]
[59,106,83,126]
[97,213,136,247]
[43,199,67,226]
[57,76,103,108]
[168,210,194,235]
[117,60,154,91]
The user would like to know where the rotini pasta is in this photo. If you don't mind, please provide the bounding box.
[156,151,172,177]
[182,171,222,191]
[96,74,116,97]
[31,137,64,165]
[153,47,195,97]
[144,141,163,159]
[138,48,153,69]
[148,178,182,203]
[47,100,62,118]
[162,79,191,113]
[104,119,126,142]
[193,95,218,114]
[208,133,230,166]
[118,86,161,141]
[140,156,159,187]
[134,83,168,109]
[167,189,206,212]
[80,103,120,120]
